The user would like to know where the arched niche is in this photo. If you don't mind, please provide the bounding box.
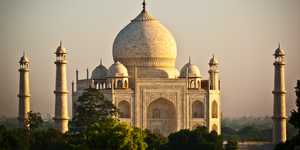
[192,101,204,118]
[147,98,177,136]
[118,101,130,118]
[212,101,218,118]
[212,124,218,132]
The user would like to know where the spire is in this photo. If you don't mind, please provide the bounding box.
[142,0,146,11]
[19,50,30,64]
[188,56,191,64]
[278,42,280,49]
[100,58,103,65]
[60,40,62,48]
[75,69,79,86]
[86,68,89,80]
[23,50,26,57]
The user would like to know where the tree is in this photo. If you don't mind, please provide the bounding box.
[84,118,147,150]
[72,88,118,132]
[237,126,263,141]
[225,139,238,150]
[25,111,43,131]
[0,125,29,150]
[143,129,167,150]
[165,126,223,150]
[30,128,71,150]
[289,80,300,133]
[221,126,239,141]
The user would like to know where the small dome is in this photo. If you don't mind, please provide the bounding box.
[274,44,285,57]
[180,62,201,78]
[91,61,108,80]
[55,41,67,54]
[209,55,219,66]
[108,61,128,77]
[19,51,30,64]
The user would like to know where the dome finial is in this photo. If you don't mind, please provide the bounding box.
[142,0,146,11]
[189,56,191,64]
[278,42,281,49]
[59,40,62,47]
[23,50,26,57]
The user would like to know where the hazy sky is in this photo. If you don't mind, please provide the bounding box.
[0,0,299,118]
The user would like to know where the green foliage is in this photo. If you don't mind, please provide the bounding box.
[72,88,118,132]
[164,126,223,150]
[221,126,239,141]
[25,111,44,131]
[84,118,147,150]
[225,139,238,150]
[238,126,263,141]
[289,80,300,132]
[30,128,70,150]
[0,119,148,150]
[0,125,29,150]
[222,117,298,141]
[143,129,167,150]
[222,116,272,131]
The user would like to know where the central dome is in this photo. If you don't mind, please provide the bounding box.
[112,9,177,68]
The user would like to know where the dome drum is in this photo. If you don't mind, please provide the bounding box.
[114,57,176,68]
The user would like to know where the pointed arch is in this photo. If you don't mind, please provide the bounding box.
[124,80,128,88]
[190,80,195,88]
[192,101,204,118]
[212,101,218,118]
[212,124,218,132]
[197,80,201,88]
[118,101,130,118]
[117,80,123,88]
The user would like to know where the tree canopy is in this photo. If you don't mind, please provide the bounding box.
[71,88,118,132]
[165,126,223,150]
[25,111,43,131]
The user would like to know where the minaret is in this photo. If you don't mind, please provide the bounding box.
[272,44,287,144]
[54,41,69,133]
[209,55,219,90]
[208,55,221,134]
[18,51,31,128]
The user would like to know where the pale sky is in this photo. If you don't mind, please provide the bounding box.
[0,0,299,118]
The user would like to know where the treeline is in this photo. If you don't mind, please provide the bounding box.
[222,117,298,141]
[0,121,226,150]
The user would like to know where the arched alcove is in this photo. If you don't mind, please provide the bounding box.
[192,101,204,118]
[117,80,123,88]
[212,101,218,118]
[147,98,177,136]
[118,101,130,118]
[212,124,218,132]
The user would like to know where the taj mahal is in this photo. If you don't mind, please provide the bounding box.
[16,1,288,144]
[73,2,221,136]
